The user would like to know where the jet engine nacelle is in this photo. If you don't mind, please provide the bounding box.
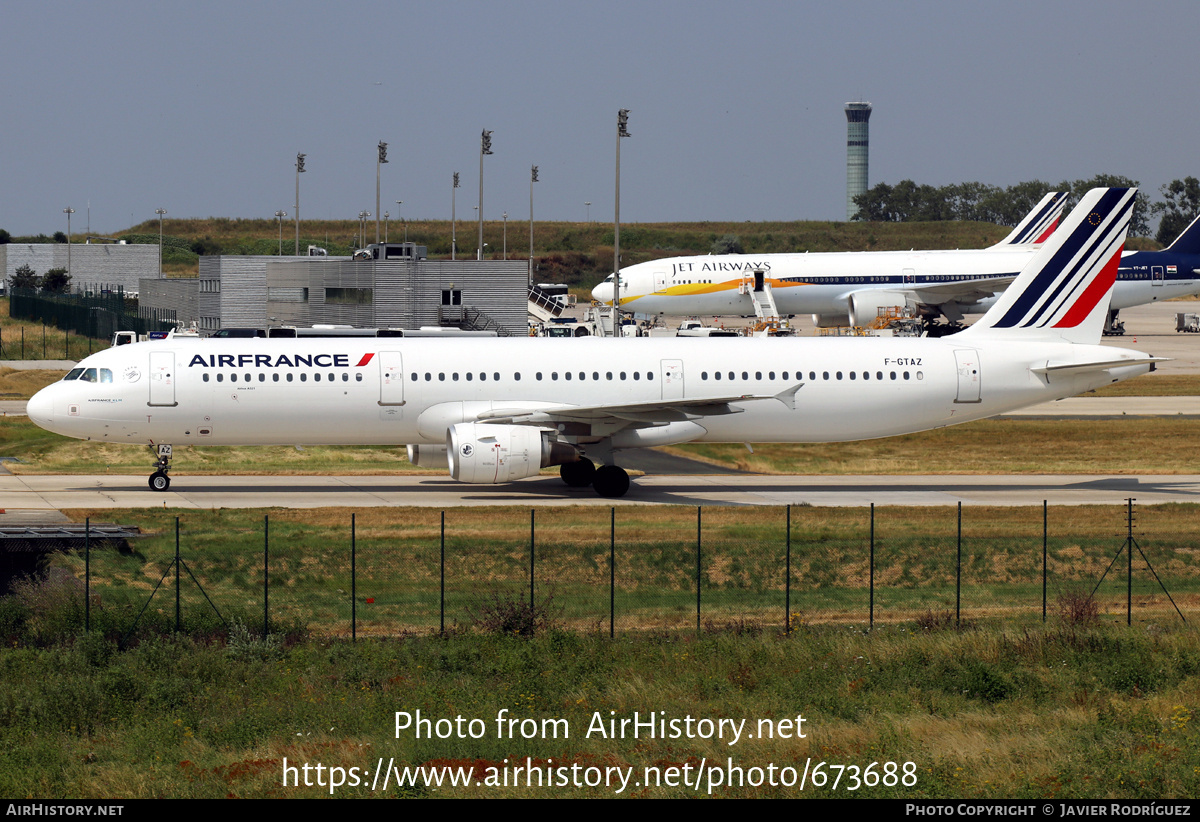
[811,313,848,328]
[447,423,578,484]
[847,290,911,328]
[406,443,449,469]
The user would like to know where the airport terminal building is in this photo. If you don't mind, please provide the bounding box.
[140,244,529,335]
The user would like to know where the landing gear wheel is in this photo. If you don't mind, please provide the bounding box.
[149,471,171,492]
[592,465,630,498]
[560,457,596,487]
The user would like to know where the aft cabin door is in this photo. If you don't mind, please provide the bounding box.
[653,272,669,293]
[953,349,981,404]
[1153,266,1164,286]
[148,351,177,407]
[378,351,405,419]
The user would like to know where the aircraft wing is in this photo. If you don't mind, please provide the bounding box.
[906,275,1016,305]
[477,384,804,426]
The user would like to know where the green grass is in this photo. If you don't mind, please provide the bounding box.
[3,415,1200,476]
[3,503,1198,798]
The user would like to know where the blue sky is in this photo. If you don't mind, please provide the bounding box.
[2,0,1195,236]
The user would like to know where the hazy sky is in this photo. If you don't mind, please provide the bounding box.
[3,0,1195,237]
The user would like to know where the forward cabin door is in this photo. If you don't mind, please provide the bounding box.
[378,350,405,420]
[148,351,177,407]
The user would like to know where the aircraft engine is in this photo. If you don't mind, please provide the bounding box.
[447,423,579,484]
[811,313,848,328]
[847,290,911,328]
[406,444,449,469]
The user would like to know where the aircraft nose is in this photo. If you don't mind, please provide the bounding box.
[26,387,54,428]
[591,282,608,304]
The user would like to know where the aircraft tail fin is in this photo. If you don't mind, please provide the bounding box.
[1164,212,1200,255]
[960,187,1135,345]
[992,191,1067,247]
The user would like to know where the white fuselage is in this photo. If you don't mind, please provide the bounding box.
[598,248,1200,318]
[27,335,1151,452]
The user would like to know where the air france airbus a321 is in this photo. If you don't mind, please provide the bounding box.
[27,188,1159,498]
[596,193,1200,332]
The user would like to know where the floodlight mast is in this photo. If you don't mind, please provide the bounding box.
[613,109,630,336]
[478,130,492,260]
[376,141,388,243]
[294,152,306,255]
[451,172,460,260]
[529,165,538,283]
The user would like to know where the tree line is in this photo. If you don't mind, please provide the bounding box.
[853,175,1200,245]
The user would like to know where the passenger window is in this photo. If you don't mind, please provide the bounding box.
[552,372,558,380]
[620,372,627,380]
[259,374,265,382]
[536,372,543,381]
[494,373,500,381]
[633,372,640,381]
[565,372,572,380]
[342,373,348,382]
[411,372,418,381]
[287,373,294,382]
[203,373,210,382]
[245,374,251,382]
[274,374,280,382]
[701,372,708,380]
[217,373,224,383]
[438,373,445,381]
[514,373,521,381]
[647,372,653,380]
[315,374,321,382]
[466,373,473,381]
[301,373,308,382]
[452,373,459,381]
[231,374,238,383]
[355,373,363,382]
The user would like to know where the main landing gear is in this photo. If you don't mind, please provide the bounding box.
[148,444,172,492]
[559,457,631,498]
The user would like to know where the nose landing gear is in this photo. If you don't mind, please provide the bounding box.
[148,444,172,492]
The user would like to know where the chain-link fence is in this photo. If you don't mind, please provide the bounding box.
[21,502,1197,642]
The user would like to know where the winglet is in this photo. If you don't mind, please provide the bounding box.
[773,382,804,411]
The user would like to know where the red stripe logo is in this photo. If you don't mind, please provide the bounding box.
[1053,247,1122,328]
[355,353,376,367]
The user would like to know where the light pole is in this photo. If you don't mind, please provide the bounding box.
[451,172,460,260]
[613,109,631,335]
[396,201,404,242]
[294,152,306,255]
[585,201,591,222]
[275,210,287,255]
[478,129,492,260]
[358,211,371,248]
[383,211,389,242]
[502,212,508,259]
[530,165,538,283]
[63,207,75,277]
[376,141,388,243]
[155,208,167,276]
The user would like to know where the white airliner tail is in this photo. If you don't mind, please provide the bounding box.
[960,187,1135,344]
[991,191,1067,247]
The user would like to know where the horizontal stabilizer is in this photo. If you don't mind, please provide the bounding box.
[1031,356,1169,376]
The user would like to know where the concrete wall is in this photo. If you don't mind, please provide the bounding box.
[1,243,161,293]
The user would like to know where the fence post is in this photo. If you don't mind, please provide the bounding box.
[42,323,46,359]
[85,518,90,633]
[609,507,615,639]
[869,503,875,630]
[351,513,357,642]
[696,506,702,635]
[175,517,181,633]
[263,515,269,638]
[440,511,445,636]
[530,509,535,618]
[956,502,962,626]
[1127,498,1134,627]
[785,505,791,635]
[1042,501,1048,623]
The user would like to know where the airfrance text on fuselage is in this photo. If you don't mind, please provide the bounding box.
[187,353,372,369]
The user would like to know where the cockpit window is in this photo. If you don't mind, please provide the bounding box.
[79,368,98,383]
[64,368,84,381]
[100,369,113,383]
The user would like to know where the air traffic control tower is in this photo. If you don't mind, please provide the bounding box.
[844,101,872,219]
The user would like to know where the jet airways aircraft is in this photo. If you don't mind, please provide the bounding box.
[594,195,1200,332]
[27,188,1158,498]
